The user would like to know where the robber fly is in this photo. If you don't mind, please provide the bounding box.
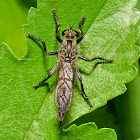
[27,9,113,131]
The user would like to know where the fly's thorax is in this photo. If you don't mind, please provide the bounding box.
[59,39,78,62]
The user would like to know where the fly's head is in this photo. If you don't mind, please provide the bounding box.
[62,26,78,39]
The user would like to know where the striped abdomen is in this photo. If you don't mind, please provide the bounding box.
[55,62,75,121]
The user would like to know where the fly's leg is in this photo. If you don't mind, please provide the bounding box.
[78,16,85,35]
[52,9,63,44]
[33,64,58,89]
[76,69,94,108]
[27,33,58,55]
[79,54,113,63]
[77,16,85,44]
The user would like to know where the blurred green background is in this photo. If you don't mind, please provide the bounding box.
[0,0,37,58]
[0,0,139,140]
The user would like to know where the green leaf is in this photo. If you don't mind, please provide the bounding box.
[61,122,117,140]
[0,0,37,58]
[0,0,28,58]
[0,0,140,139]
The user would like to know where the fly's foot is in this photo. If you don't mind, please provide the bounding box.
[104,59,114,63]
[33,85,38,90]
[51,8,56,13]
[110,59,114,63]
[90,105,94,109]
[27,32,31,38]
[85,98,94,109]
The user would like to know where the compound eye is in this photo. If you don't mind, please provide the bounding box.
[72,30,79,37]
[62,30,69,36]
